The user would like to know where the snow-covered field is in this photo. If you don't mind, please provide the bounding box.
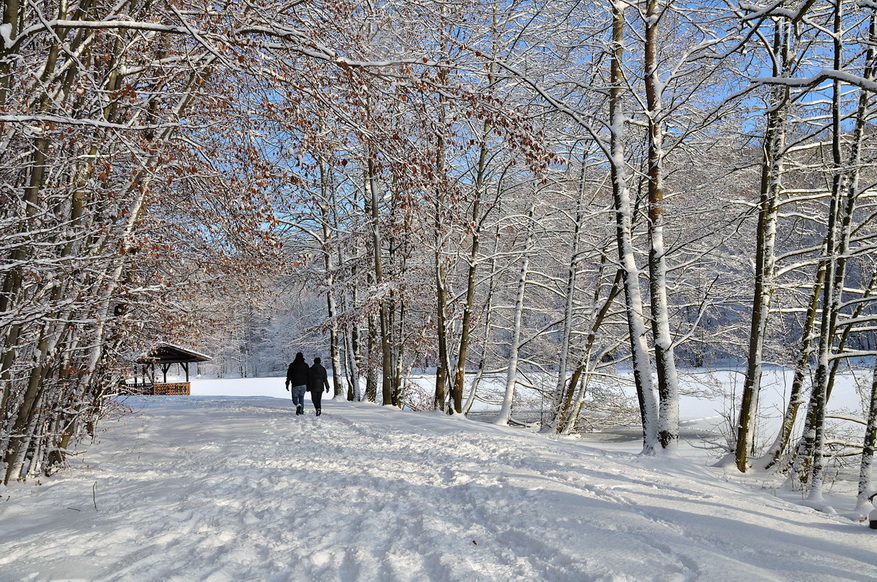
[1,376,876,581]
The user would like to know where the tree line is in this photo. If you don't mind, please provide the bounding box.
[2,1,877,511]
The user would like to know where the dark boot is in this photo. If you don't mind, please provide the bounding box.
[316,408,321,417]
[296,405,303,415]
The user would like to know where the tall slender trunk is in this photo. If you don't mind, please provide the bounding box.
[319,160,343,398]
[805,4,847,501]
[433,36,452,412]
[644,0,678,450]
[609,0,657,453]
[496,200,536,426]
[463,225,501,415]
[365,311,378,403]
[363,156,394,406]
[455,7,499,415]
[558,269,623,434]
[735,18,790,472]
[857,353,877,513]
[434,191,449,411]
[451,136,491,413]
[549,153,589,431]
[760,264,824,470]
[346,290,362,402]
[343,240,361,401]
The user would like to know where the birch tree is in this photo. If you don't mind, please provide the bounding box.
[734,0,799,473]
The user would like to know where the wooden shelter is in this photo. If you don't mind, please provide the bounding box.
[131,344,212,395]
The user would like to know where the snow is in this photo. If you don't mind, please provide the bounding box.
[0,23,13,47]
[1,377,876,581]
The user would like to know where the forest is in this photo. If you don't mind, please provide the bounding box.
[2,0,877,511]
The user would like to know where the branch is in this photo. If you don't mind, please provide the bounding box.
[0,114,181,132]
[752,70,877,94]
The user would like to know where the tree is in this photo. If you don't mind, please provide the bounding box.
[733,3,797,473]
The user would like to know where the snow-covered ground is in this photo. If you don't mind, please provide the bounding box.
[1,375,876,581]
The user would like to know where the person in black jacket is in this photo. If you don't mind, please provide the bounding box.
[307,357,331,416]
[285,352,309,415]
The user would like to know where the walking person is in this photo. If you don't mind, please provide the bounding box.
[307,357,331,416]
[285,352,309,415]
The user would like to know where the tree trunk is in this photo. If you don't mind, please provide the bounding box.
[644,0,679,451]
[319,160,344,398]
[759,265,824,470]
[362,155,394,406]
[609,0,657,453]
[735,18,790,472]
[805,4,847,501]
[857,353,877,514]
[434,195,449,411]
[548,151,590,432]
[496,200,536,426]
[365,312,378,403]
[462,227,501,416]
[450,132,492,414]
[558,268,623,435]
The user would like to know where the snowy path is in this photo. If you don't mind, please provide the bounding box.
[1,396,876,581]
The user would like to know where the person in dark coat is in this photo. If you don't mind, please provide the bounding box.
[285,352,309,415]
[307,357,331,416]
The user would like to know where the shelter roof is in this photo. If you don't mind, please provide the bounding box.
[138,343,212,364]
